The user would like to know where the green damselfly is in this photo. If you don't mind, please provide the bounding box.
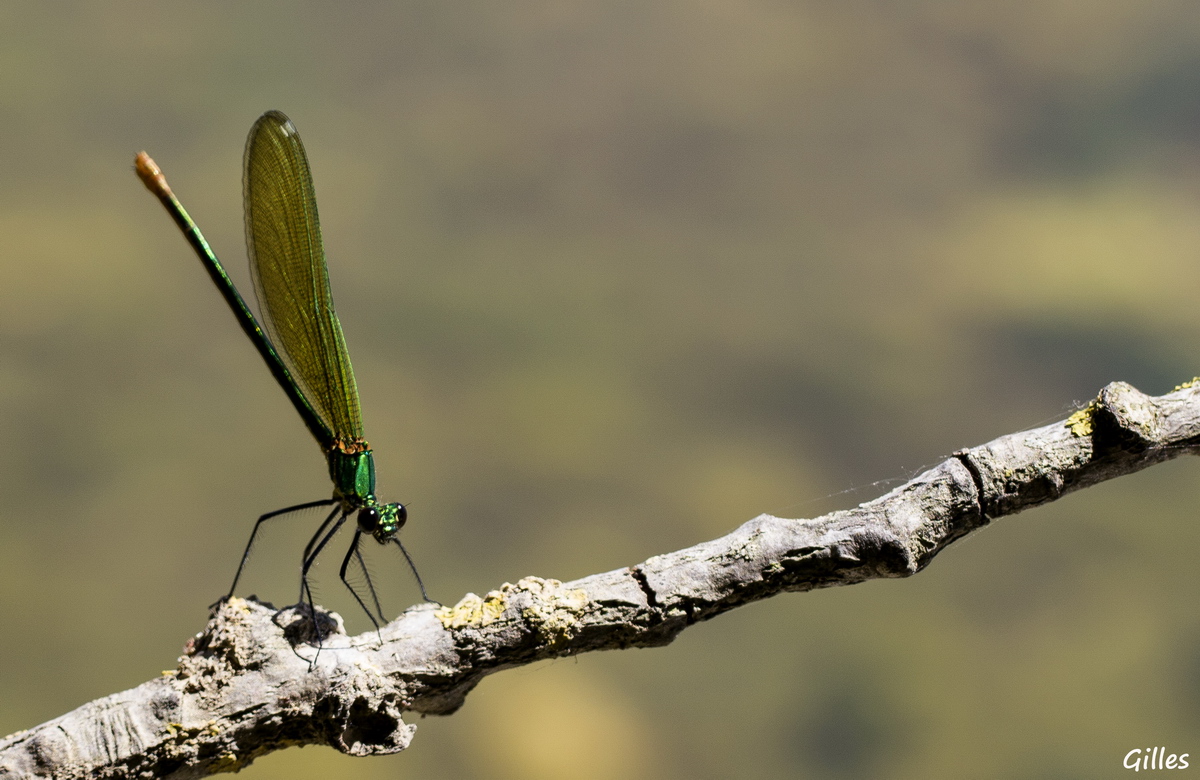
[136,110,430,635]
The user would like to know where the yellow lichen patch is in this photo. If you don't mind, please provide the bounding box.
[436,578,589,644]
[436,588,511,629]
[1066,402,1097,437]
[209,753,241,772]
[519,577,587,611]
[1174,377,1200,391]
[215,597,253,617]
[519,577,588,647]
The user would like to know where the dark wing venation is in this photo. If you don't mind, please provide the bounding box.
[243,110,363,441]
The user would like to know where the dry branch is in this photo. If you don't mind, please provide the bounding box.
[2,380,1198,779]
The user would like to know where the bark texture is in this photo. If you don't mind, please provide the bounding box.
[2,380,1198,778]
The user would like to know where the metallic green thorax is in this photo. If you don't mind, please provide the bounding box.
[327,446,404,540]
[328,448,376,505]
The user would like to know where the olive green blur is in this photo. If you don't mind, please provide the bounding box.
[4,3,1200,779]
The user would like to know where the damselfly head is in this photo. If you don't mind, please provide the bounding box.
[359,502,406,543]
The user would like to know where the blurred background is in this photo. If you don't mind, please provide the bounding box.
[2,1,1200,778]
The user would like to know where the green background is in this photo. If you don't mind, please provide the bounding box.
[2,2,1200,778]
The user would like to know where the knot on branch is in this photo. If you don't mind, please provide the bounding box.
[177,598,283,689]
[316,682,414,756]
[1084,382,1162,453]
[169,599,419,762]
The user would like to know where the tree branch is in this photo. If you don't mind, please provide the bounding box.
[3,380,1198,779]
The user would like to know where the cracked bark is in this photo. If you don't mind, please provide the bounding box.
[2,380,1198,779]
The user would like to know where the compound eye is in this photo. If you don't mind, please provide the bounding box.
[395,504,408,528]
[357,507,380,532]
